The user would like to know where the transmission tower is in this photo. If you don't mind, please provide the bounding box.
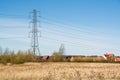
[29,9,40,56]
[59,43,65,55]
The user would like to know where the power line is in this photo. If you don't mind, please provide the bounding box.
[0,24,116,44]
[0,37,28,39]
[41,20,93,34]
[40,17,99,34]
[0,13,28,18]
[0,23,109,44]
[0,24,108,43]
[41,36,95,49]
[41,36,120,52]
[0,13,119,53]
[43,30,91,41]
[40,20,108,42]
[41,36,88,47]
[0,25,28,29]
[42,29,107,42]
[40,17,114,36]
[0,22,117,46]
[0,13,98,34]
[0,13,104,36]
[0,35,119,52]
[0,13,116,35]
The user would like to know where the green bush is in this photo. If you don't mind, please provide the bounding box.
[0,54,10,65]
[24,53,35,62]
[0,48,11,65]
[0,49,37,65]
[12,53,25,64]
[107,56,115,63]
[72,57,106,62]
[72,57,92,62]
[10,53,16,64]
[49,52,64,62]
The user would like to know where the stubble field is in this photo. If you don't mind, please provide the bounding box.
[0,62,120,80]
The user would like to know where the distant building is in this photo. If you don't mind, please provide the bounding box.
[115,56,120,62]
[42,55,49,61]
[103,53,120,62]
[104,53,115,57]
[103,53,115,60]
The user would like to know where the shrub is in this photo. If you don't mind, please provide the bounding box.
[72,57,106,62]
[0,53,10,65]
[24,53,35,62]
[0,49,37,65]
[49,52,64,62]
[10,53,16,64]
[10,53,25,64]
[107,56,115,63]
[0,48,11,65]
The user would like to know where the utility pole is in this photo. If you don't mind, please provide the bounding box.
[29,9,40,56]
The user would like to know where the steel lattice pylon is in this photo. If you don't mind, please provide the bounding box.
[30,9,40,56]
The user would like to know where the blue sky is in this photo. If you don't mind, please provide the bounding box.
[0,0,120,56]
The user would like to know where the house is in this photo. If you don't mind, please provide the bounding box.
[103,53,114,60]
[103,53,120,62]
[104,53,114,57]
[115,56,120,62]
[42,55,49,61]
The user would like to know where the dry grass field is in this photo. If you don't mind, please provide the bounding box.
[0,62,120,80]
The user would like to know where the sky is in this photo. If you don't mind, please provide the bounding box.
[0,0,120,56]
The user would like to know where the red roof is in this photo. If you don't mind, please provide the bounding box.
[104,53,114,57]
[42,55,49,60]
[115,58,120,62]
